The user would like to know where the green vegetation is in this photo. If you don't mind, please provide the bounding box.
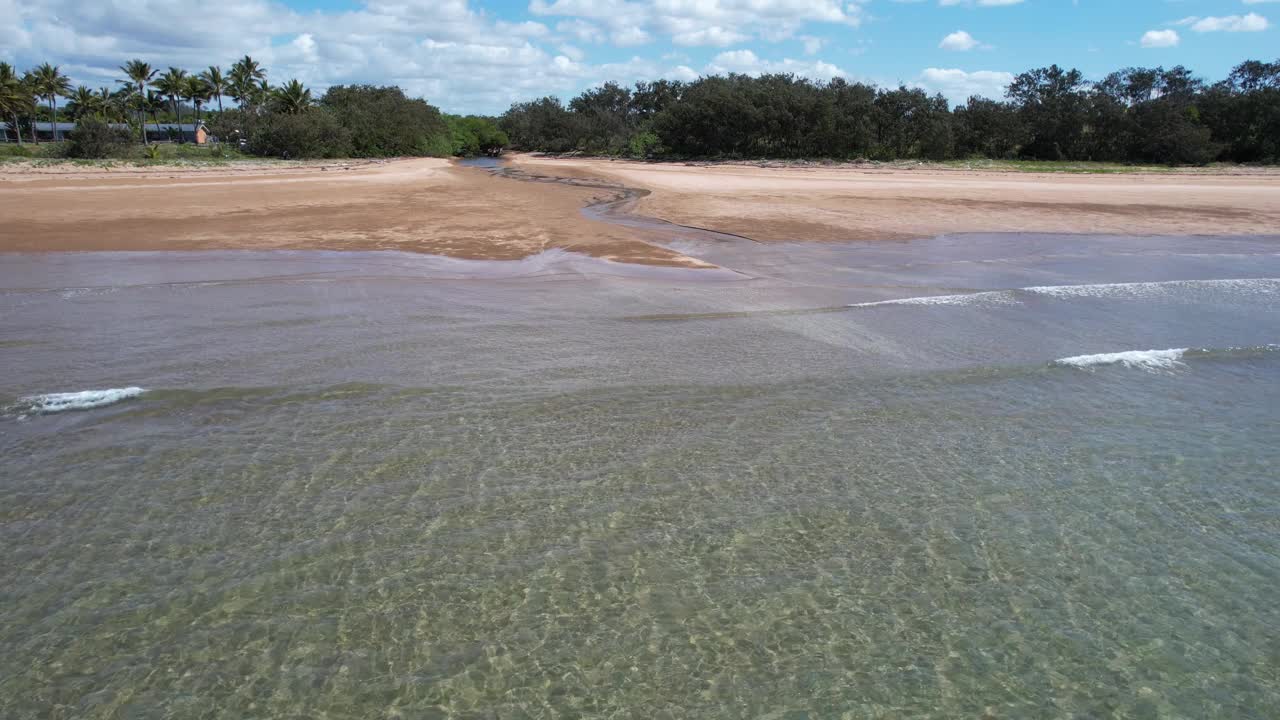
[445,115,509,156]
[6,56,1277,166]
[2,57,482,161]
[65,118,132,158]
[0,141,254,166]
[934,159,1179,174]
[501,60,1280,165]
[318,85,451,157]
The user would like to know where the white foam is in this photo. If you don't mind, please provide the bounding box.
[848,290,1013,308]
[1025,278,1280,300]
[18,387,146,414]
[849,278,1279,310]
[1054,349,1188,372]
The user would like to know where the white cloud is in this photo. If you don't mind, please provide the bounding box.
[672,26,749,47]
[939,30,980,51]
[800,35,825,55]
[556,19,605,44]
[530,0,867,47]
[1139,29,1180,48]
[917,67,1014,102]
[611,26,651,46]
[1176,13,1270,33]
[0,0,875,115]
[706,49,848,82]
[938,0,1024,6]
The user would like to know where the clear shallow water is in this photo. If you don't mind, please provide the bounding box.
[2,234,1279,718]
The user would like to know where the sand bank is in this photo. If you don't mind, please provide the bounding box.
[515,155,1280,243]
[0,158,706,267]
[1,156,1276,268]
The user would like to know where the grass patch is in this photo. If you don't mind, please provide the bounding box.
[0,141,268,167]
[934,158,1181,174]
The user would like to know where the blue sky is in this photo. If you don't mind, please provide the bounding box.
[2,0,1275,114]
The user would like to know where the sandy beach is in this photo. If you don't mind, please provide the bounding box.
[1,156,1277,268]
[0,158,707,267]
[516,156,1280,243]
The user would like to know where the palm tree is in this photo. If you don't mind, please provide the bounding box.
[0,62,22,145]
[200,66,225,114]
[31,63,71,141]
[97,87,125,123]
[66,86,103,120]
[119,59,156,144]
[145,90,166,139]
[183,76,212,135]
[21,71,41,143]
[155,67,188,141]
[228,56,266,113]
[271,79,313,115]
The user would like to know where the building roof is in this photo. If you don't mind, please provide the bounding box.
[0,121,206,131]
[145,123,207,131]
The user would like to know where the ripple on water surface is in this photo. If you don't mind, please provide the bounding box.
[1,235,1279,718]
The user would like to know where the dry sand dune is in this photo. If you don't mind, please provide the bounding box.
[1,155,1277,269]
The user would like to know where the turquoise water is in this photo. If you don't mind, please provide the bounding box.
[2,234,1279,718]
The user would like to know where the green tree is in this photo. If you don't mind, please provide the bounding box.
[0,62,23,145]
[229,56,267,114]
[97,87,129,123]
[66,117,132,158]
[320,85,451,157]
[953,97,1025,159]
[500,96,580,153]
[245,110,352,158]
[272,79,312,115]
[569,81,633,154]
[31,63,71,140]
[145,90,167,140]
[446,115,509,156]
[119,59,157,144]
[1006,65,1090,160]
[155,68,188,141]
[20,71,42,143]
[66,86,103,120]
[201,66,226,114]
[184,76,213,135]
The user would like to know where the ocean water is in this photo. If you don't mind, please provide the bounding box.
[2,231,1279,719]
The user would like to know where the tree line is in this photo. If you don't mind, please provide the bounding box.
[5,57,1276,164]
[501,60,1280,165]
[0,57,508,159]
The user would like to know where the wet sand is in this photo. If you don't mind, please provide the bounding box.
[517,155,1280,243]
[1,156,1277,268]
[0,158,707,268]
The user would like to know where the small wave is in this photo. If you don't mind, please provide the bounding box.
[12,387,146,414]
[848,278,1279,310]
[847,290,1013,309]
[1054,349,1188,372]
[1053,344,1278,373]
[1025,278,1280,300]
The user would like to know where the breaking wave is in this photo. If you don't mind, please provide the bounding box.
[848,277,1280,309]
[1053,344,1278,373]
[847,291,1014,309]
[1024,278,1280,300]
[1054,349,1189,372]
[11,387,146,415]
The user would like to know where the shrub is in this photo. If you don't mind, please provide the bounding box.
[66,119,132,159]
[320,85,452,157]
[447,115,509,156]
[246,110,352,159]
[627,131,660,159]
